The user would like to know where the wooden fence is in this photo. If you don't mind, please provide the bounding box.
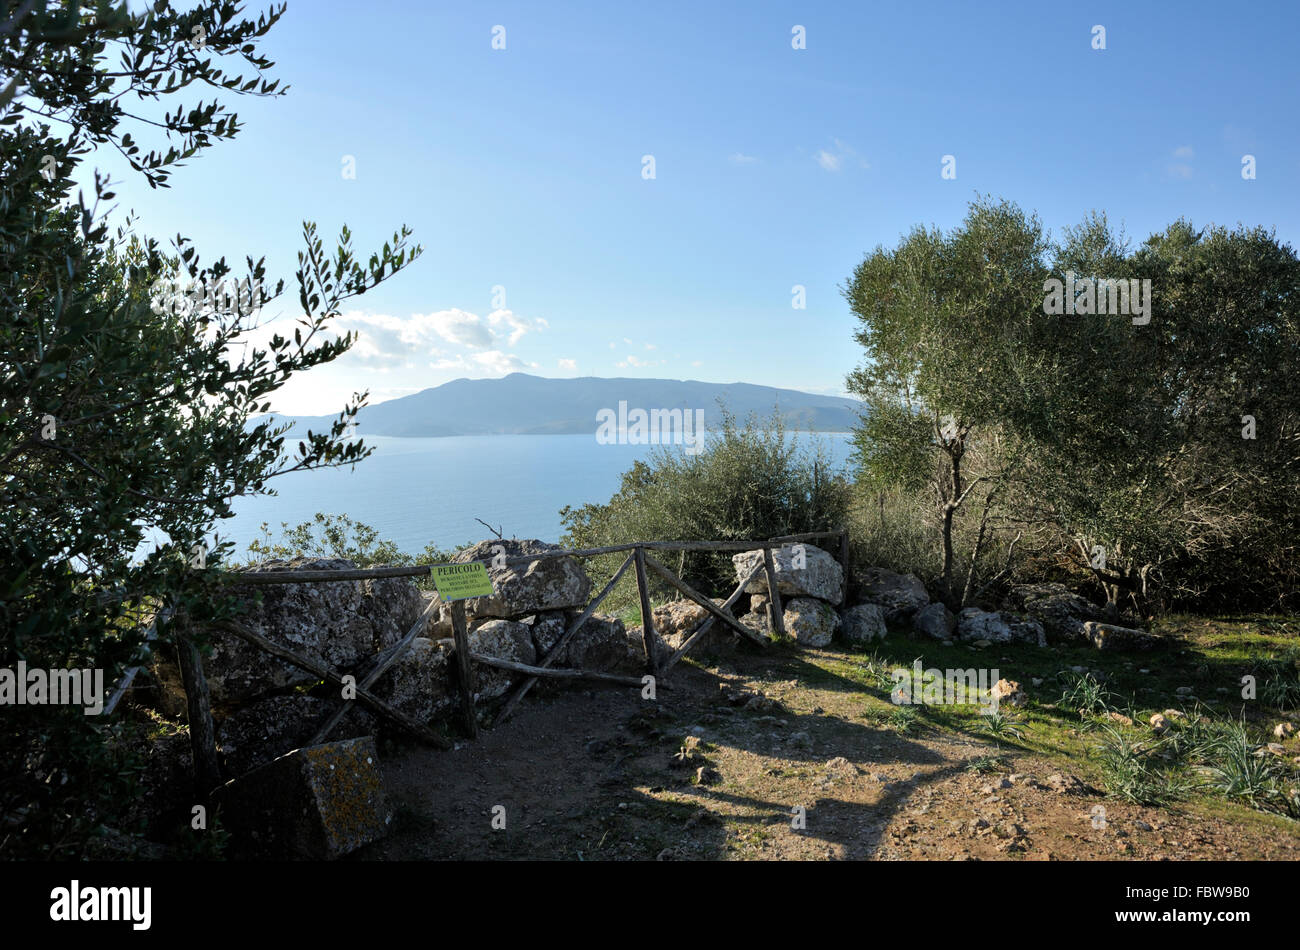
[153,529,850,795]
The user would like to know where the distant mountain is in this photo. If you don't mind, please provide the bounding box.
[260,373,863,438]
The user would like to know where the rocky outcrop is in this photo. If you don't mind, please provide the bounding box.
[651,598,740,653]
[215,694,375,777]
[468,619,537,702]
[453,539,591,621]
[732,543,844,605]
[854,568,930,623]
[1005,583,1103,643]
[745,596,840,647]
[912,602,956,640]
[153,558,425,708]
[840,603,887,643]
[1083,621,1156,651]
[957,608,1046,647]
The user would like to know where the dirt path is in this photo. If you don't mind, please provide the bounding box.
[361,645,1300,861]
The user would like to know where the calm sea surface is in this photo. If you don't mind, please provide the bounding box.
[214,432,855,557]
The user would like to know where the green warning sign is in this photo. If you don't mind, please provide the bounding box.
[430,562,496,601]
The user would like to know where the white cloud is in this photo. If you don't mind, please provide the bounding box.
[423,309,495,348]
[325,307,546,368]
[488,308,547,346]
[557,358,577,371]
[471,350,537,375]
[815,139,868,173]
[1167,146,1195,179]
[615,354,665,369]
[729,152,758,164]
[815,149,841,172]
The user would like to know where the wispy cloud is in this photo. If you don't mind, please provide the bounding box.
[1166,145,1195,180]
[814,138,868,173]
[328,307,545,368]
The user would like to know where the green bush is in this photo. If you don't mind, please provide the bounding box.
[560,408,851,612]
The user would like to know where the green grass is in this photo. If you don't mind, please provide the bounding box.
[819,614,1300,823]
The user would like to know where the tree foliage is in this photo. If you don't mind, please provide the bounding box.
[844,197,1300,613]
[0,1,420,856]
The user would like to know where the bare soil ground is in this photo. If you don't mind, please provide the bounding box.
[361,638,1300,861]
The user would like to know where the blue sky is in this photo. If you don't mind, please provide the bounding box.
[95,0,1300,414]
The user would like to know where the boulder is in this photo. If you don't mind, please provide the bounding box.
[467,619,537,702]
[375,637,455,723]
[216,694,375,777]
[213,736,390,860]
[652,598,740,653]
[154,558,425,708]
[958,608,1046,647]
[732,544,844,605]
[750,597,840,647]
[527,610,569,659]
[1005,583,1104,644]
[525,610,636,671]
[566,614,634,672]
[912,602,957,640]
[991,679,1026,708]
[957,608,1012,644]
[1007,619,1048,648]
[453,539,591,621]
[1082,621,1156,652]
[855,568,929,623]
[840,603,887,643]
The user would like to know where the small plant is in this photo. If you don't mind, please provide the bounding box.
[1092,723,1191,805]
[887,705,924,735]
[981,710,1023,741]
[1198,728,1286,810]
[965,754,1006,774]
[1058,671,1115,716]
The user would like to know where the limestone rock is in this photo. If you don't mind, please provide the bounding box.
[375,637,455,723]
[840,603,887,643]
[913,602,956,640]
[453,539,591,621]
[958,608,1012,644]
[213,736,390,860]
[216,694,374,777]
[1005,583,1107,644]
[154,558,425,708]
[652,598,739,653]
[468,619,536,702]
[991,679,1026,708]
[854,568,929,623]
[732,544,844,605]
[1083,621,1156,652]
[782,597,841,647]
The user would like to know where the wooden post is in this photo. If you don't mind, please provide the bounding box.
[495,554,634,726]
[761,546,785,638]
[213,620,450,748]
[633,546,659,675]
[449,600,478,738]
[663,561,764,671]
[176,633,222,797]
[311,593,442,745]
[643,553,768,646]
